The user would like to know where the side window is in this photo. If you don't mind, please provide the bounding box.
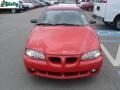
[81,0,85,2]
[95,0,102,3]
[86,0,90,2]
[95,0,99,2]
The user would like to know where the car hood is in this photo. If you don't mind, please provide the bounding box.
[27,26,100,55]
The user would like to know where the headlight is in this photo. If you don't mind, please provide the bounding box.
[26,49,45,60]
[81,50,101,60]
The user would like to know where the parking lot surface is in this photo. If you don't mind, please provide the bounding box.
[0,8,120,90]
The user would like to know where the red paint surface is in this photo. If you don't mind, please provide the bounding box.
[24,5,103,79]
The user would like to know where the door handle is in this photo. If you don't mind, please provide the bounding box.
[97,6,100,11]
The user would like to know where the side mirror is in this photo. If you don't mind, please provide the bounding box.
[78,2,81,4]
[90,20,96,24]
[31,19,38,23]
[54,2,59,4]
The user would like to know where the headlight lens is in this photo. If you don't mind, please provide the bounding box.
[26,49,45,60]
[81,50,101,60]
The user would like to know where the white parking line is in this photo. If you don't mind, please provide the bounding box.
[101,43,119,66]
[115,44,120,65]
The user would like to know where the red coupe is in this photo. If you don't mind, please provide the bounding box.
[24,5,103,79]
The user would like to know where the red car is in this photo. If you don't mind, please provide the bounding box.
[81,2,94,11]
[24,5,103,79]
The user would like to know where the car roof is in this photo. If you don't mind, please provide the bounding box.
[48,4,80,10]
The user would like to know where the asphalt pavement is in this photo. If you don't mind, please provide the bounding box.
[0,8,120,90]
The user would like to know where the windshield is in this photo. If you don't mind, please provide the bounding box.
[37,10,89,26]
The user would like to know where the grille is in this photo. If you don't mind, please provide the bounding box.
[35,70,90,77]
[64,72,79,76]
[49,57,61,63]
[48,56,78,64]
[66,57,77,64]
[48,72,62,76]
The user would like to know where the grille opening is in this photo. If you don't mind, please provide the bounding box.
[48,71,62,76]
[66,57,77,64]
[80,71,89,75]
[49,57,61,63]
[38,70,47,74]
[64,72,79,76]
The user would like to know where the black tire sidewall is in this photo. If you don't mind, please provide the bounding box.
[114,17,120,30]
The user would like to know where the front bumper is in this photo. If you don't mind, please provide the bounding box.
[24,55,103,79]
[92,14,104,22]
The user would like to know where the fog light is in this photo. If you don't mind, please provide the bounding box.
[91,69,97,73]
[29,68,35,72]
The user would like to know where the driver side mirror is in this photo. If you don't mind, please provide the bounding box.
[31,19,38,23]
[89,20,96,24]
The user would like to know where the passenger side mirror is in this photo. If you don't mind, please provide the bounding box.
[90,20,96,24]
[31,19,38,23]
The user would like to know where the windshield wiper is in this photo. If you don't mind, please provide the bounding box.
[36,23,55,26]
[54,23,81,26]
[36,23,81,26]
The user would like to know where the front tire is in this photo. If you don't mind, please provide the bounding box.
[114,17,120,30]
